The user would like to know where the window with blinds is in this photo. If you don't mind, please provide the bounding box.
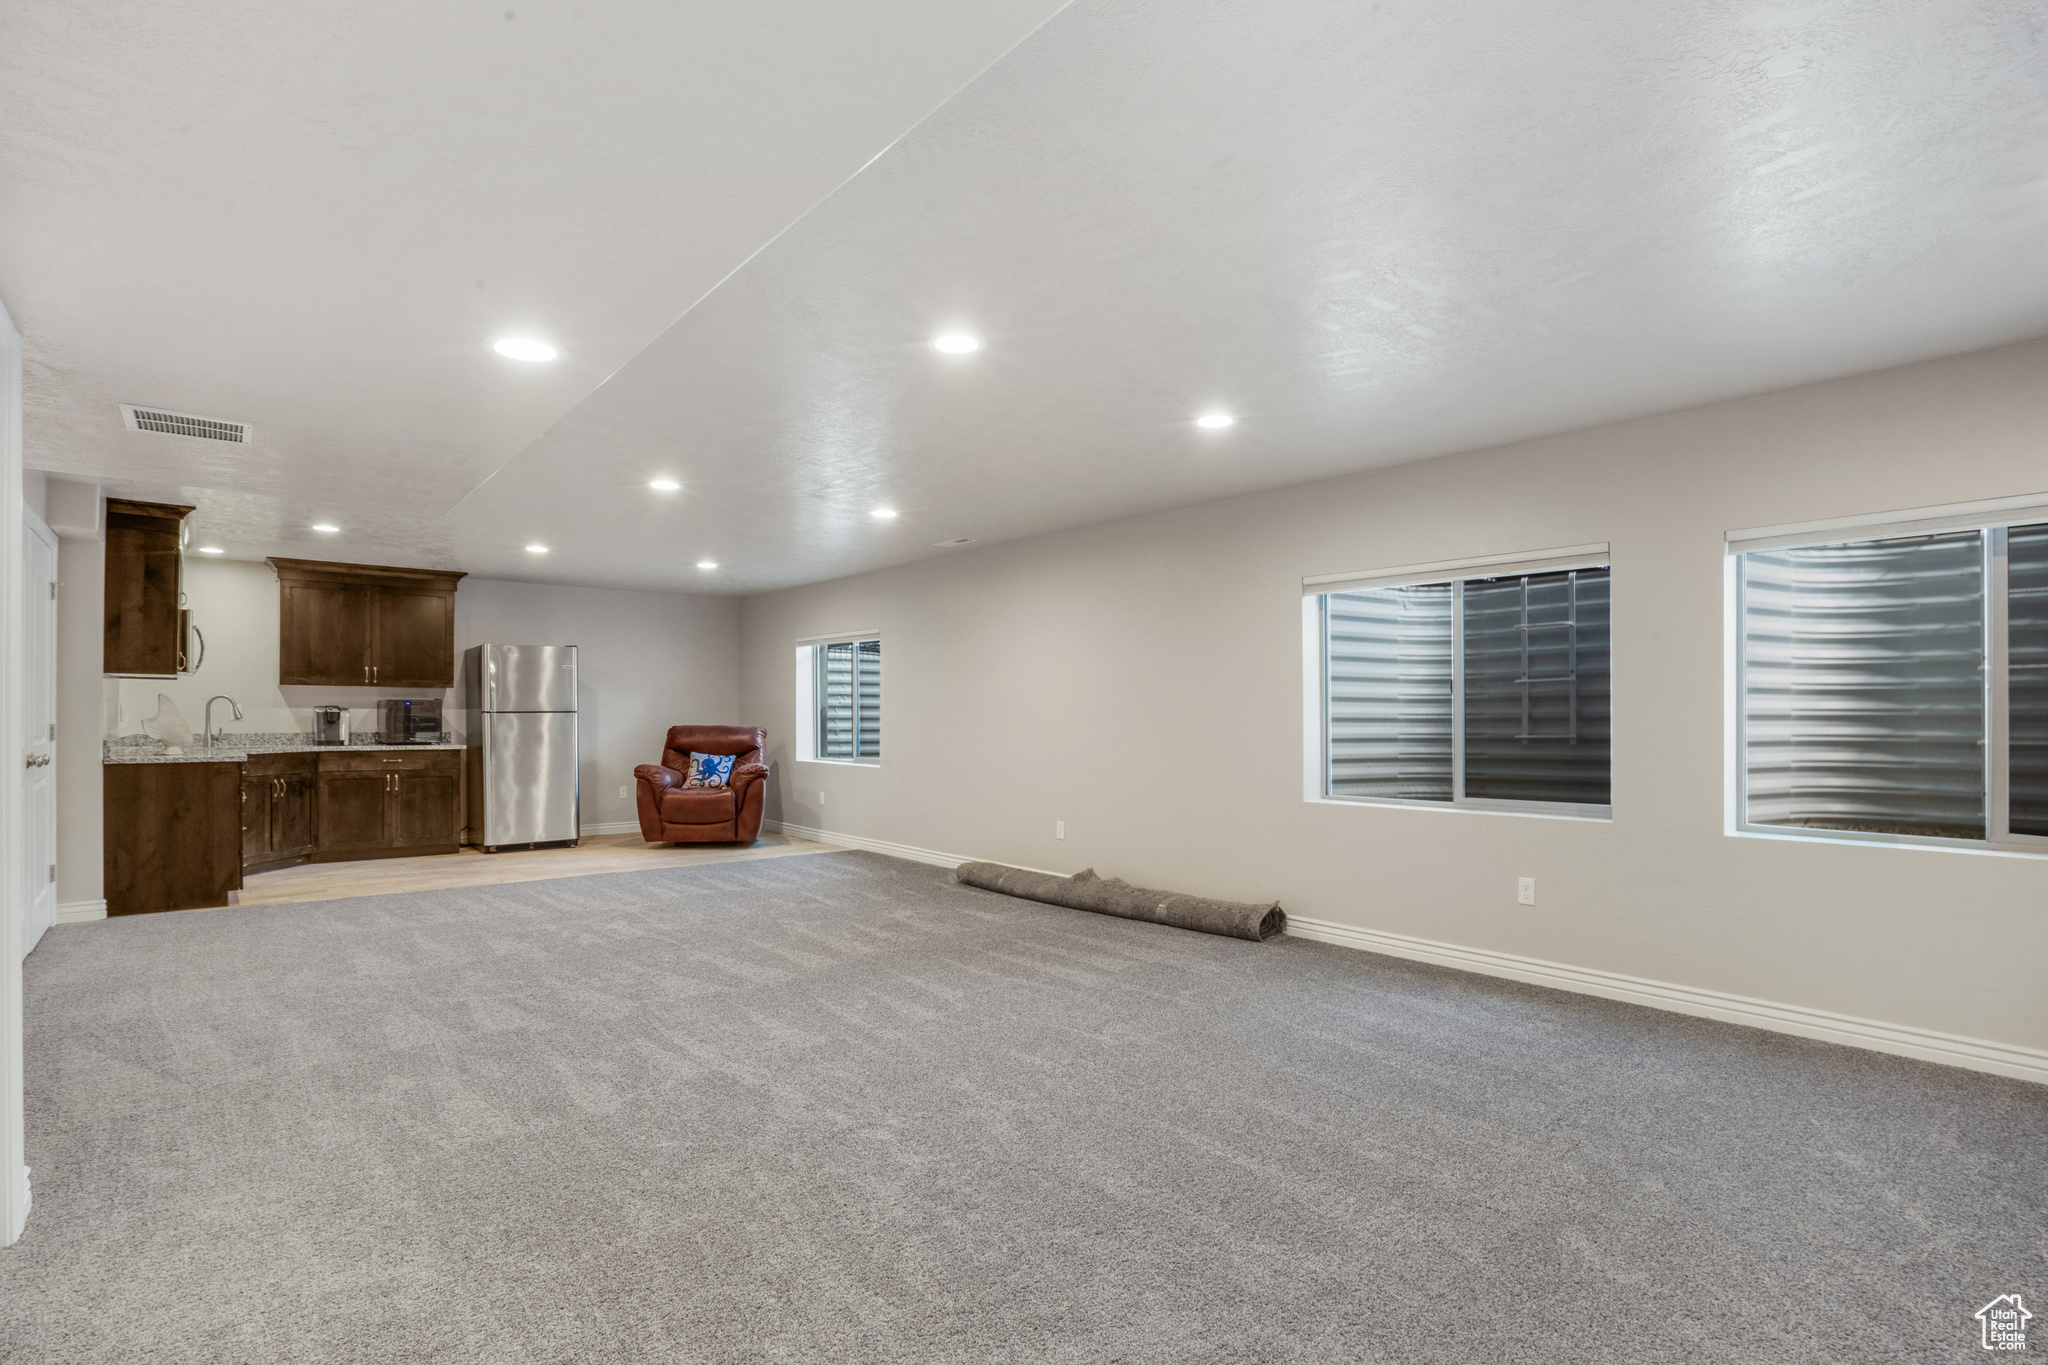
[2011,525,2048,835]
[816,638,881,761]
[1321,562,1611,812]
[1734,516,2048,849]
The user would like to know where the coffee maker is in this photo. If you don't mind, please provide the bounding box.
[311,706,349,746]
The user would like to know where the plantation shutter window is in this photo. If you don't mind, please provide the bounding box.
[1463,569,1611,806]
[1727,504,2048,852]
[815,637,881,762]
[1325,584,1454,801]
[1740,533,1985,839]
[2006,524,2048,835]
[855,639,882,760]
[1316,551,1611,814]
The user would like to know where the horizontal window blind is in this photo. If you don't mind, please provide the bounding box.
[1325,584,1453,800]
[855,639,882,760]
[818,638,882,761]
[1464,568,1611,804]
[819,642,855,759]
[1320,563,1611,810]
[2010,524,2048,835]
[1741,532,1985,839]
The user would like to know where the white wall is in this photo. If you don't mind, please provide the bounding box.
[737,338,2048,1061]
[71,562,739,872]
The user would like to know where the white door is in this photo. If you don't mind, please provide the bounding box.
[20,512,55,954]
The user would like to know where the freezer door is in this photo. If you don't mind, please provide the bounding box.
[482,643,578,713]
[482,711,579,846]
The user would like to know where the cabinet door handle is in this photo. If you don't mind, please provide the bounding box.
[373,664,379,683]
[363,665,369,684]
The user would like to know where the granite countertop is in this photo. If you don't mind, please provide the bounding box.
[105,738,466,765]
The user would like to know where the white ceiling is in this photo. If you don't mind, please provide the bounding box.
[9,0,2047,593]
[2,0,1069,566]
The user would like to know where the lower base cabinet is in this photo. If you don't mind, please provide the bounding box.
[108,748,467,915]
[313,750,461,862]
[107,762,243,915]
[243,753,317,874]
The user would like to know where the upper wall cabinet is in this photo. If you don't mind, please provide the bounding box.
[105,498,195,678]
[268,558,467,688]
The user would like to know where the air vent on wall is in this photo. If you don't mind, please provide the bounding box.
[935,537,975,548]
[120,404,248,443]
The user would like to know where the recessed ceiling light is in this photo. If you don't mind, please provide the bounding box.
[197,546,224,555]
[696,560,718,570]
[493,337,557,362]
[1196,412,1235,429]
[525,544,548,554]
[311,524,339,533]
[649,479,681,491]
[871,508,898,520]
[931,333,980,354]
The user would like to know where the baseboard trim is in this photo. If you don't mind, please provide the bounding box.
[55,899,106,924]
[1286,915,2048,1086]
[763,820,977,870]
[581,821,643,837]
[762,821,1070,876]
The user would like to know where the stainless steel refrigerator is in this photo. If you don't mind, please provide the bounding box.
[464,643,579,852]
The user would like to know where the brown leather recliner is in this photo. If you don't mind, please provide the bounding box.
[634,726,768,845]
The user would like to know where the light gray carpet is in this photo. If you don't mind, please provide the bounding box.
[1,851,2040,1363]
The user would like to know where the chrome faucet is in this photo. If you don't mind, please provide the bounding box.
[204,695,243,749]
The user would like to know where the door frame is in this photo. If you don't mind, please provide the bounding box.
[21,507,57,954]
[1,294,30,1245]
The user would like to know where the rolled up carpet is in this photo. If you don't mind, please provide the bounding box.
[954,862,1285,943]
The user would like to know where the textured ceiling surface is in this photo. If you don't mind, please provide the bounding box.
[8,0,2047,592]
[1,0,1070,568]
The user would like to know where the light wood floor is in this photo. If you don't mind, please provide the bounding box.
[232,831,839,908]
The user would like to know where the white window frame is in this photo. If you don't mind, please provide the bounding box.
[1727,493,2048,856]
[794,631,881,768]
[1302,543,1613,821]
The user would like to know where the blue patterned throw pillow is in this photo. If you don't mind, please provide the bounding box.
[683,752,735,788]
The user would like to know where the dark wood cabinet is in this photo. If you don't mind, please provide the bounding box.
[316,768,390,855]
[106,761,242,914]
[243,754,318,874]
[279,578,375,685]
[269,559,465,688]
[372,585,456,687]
[313,750,462,860]
[104,499,194,678]
[393,768,461,847]
[241,770,272,865]
[274,773,316,861]
[111,748,464,913]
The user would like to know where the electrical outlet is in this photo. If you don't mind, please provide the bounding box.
[1517,877,1536,906]
[819,790,827,805]
[618,784,628,799]
[1056,820,1065,840]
